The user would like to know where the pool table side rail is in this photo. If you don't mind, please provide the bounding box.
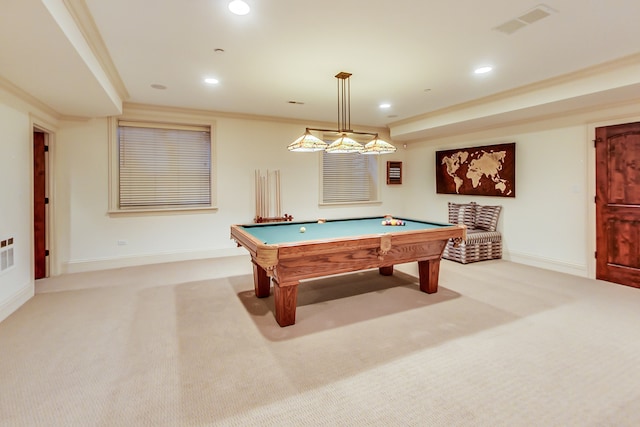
[273,224,466,254]
[231,222,466,281]
[231,222,465,251]
[236,216,454,231]
[275,225,465,282]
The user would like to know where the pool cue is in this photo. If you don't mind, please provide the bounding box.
[262,176,266,219]
[278,170,282,217]
[276,170,281,217]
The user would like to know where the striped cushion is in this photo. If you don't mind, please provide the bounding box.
[448,202,476,229]
[474,205,502,231]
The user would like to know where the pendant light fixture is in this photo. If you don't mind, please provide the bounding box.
[287,72,397,155]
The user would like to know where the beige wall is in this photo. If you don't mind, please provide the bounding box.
[0,102,32,321]
[403,122,590,276]
[0,88,58,322]
[53,109,407,273]
[403,105,640,277]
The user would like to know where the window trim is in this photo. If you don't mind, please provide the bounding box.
[108,116,217,216]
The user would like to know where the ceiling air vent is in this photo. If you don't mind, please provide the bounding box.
[493,4,555,35]
[494,19,527,35]
[518,7,551,24]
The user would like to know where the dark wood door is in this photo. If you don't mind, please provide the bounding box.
[33,131,47,279]
[595,122,640,288]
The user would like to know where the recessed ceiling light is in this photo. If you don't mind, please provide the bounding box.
[228,0,250,15]
[204,78,219,85]
[379,103,391,109]
[474,66,493,74]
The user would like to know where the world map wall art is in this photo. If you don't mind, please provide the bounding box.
[435,142,515,197]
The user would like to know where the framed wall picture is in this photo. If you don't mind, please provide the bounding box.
[387,161,402,185]
[435,142,515,197]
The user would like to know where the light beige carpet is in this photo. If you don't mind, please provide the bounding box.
[0,257,639,426]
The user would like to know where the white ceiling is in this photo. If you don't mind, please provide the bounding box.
[2,0,640,139]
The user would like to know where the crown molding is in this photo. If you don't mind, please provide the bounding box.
[390,52,640,129]
[63,0,129,101]
[121,102,388,134]
[0,75,60,120]
[389,52,640,141]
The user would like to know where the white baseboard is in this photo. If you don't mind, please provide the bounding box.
[0,283,34,323]
[504,250,589,277]
[62,247,590,278]
[62,247,248,274]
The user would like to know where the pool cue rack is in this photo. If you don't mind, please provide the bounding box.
[255,213,293,223]
[254,169,293,223]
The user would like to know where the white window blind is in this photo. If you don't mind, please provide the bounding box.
[322,152,378,203]
[118,123,212,209]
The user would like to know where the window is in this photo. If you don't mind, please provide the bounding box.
[111,120,214,212]
[321,151,379,204]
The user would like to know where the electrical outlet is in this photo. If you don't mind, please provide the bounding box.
[117,240,128,246]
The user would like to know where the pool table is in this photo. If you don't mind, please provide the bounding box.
[230,217,466,326]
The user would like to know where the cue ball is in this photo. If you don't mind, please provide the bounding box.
[300,226,306,233]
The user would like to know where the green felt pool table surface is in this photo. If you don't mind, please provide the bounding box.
[238,217,451,244]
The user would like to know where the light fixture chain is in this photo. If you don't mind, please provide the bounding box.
[287,72,397,154]
[337,77,340,131]
[346,76,350,131]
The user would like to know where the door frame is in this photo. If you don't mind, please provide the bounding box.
[31,116,58,277]
[587,114,640,280]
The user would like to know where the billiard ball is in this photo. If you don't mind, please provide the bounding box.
[300,226,306,233]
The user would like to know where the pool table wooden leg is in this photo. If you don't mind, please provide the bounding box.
[418,259,440,293]
[273,279,299,327]
[253,262,271,298]
[379,265,394,276]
